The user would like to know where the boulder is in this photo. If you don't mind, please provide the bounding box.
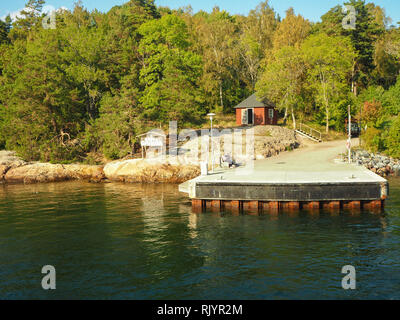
[4,163,105,184]
[0,165,10,181]
[376,162,385,169]
[63,164,105,182]
[393,165,400,177]
[5,163,69,183]
[0,151,27,182]
[104,159,200,183]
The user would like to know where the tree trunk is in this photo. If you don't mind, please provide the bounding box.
[219,83,224,110]
[325,107,329,134]
[283,107,288,125]
[351,62,357,96]
[291,106,296,130]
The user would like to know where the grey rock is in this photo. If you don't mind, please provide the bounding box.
[376,162,385,169]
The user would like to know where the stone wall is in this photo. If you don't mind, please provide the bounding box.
[180,125,299,165]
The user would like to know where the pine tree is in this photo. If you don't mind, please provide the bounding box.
[0,16,11,44]
[317,0,384,91]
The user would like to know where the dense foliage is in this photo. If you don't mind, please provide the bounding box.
[0,0,399,161]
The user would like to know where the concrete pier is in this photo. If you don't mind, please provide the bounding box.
[179,139,388,213]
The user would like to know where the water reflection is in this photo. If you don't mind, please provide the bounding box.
[0,179,399,299]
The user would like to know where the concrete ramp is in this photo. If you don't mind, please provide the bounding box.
[180,139,388,212]
[178,180,190,194]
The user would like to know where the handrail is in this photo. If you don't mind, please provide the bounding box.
[298,123,322,141]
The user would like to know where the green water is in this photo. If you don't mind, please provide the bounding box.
[0,179,399,299]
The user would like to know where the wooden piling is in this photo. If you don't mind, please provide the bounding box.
[362,200,383,213]
[262,201,279,215]
[193,198,385,215]
[192,199,203,213]
[243,201,259,210]
[343,200,361,210]
[280,201,300,211]
[211,200,221,209]
[302,201,320,210]
[205,200,212,209]
[322,201,341,210]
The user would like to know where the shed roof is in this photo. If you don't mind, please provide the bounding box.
[234,93,275,109]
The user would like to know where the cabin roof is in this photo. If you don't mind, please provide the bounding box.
[234,93,275,109]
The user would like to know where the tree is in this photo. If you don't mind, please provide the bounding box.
[384,27,400,60]
[366,3,391,29]
[189,8,243,112]
[0,26,86,161]
[10,0,46,40]
[384,76,400,116]
[363,100,383,127]
[90,83,140,159]
[272,8,311,50]
[317,0,384,91]
[0,16,11,44]
[384,116,400,158]
[237,1,277,89]
[138,14,204,125]
[372,36,400,88]
[256,45,307,129]
[302,33,356,133]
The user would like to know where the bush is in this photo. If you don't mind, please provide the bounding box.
[47,142,85,164]
[384,116,400,158]
[363,127,384,153]
[363,100,383,127]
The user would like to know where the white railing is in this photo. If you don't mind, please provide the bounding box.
[297,123,322,141]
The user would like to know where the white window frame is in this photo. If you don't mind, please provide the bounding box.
[241,108,248,125]
[268,108,274,119]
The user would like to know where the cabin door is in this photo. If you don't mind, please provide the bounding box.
[247,109,253,125]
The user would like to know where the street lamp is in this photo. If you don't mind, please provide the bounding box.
[347,105,351,164]
[207,113,216,172]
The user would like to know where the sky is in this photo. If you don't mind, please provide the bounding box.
[1,0,400,24]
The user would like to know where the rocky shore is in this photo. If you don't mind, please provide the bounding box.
[103,159,200,183]
[0,126,300,185]
[0,151,106,184]
[353,149,400,177]
[0,151,199,184]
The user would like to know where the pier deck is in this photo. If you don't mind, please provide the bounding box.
[179,139,388,212]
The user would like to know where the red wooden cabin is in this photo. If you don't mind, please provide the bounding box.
[234,94,278,126]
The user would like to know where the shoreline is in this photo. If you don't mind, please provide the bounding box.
[0,125,301,185]
[0,152,201,185]
[2,144,399,186]
[2,146,399,186]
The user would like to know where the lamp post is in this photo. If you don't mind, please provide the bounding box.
[348,105,351,164]
[207,113,216,172]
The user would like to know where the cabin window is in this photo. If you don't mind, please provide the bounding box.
[268,109,274,119]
